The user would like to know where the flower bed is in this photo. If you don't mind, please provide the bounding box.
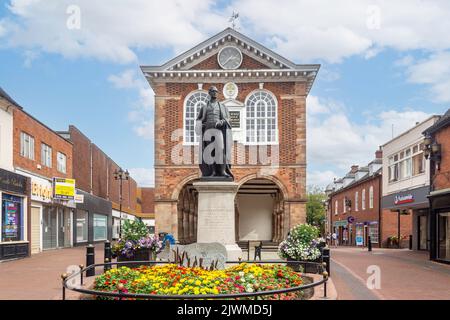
[93,263,305,300]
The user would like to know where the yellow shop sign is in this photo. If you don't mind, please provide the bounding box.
[53,178,76,200]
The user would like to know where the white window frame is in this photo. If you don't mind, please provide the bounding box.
[355,191,359,211]
[343,198,346,214]
[244,90,278,145]
[369,186,374,209]
[41,143,52,168]
[388,142,425,184]
[20,132,35,160]
[57,152,67,173]
[183,90,209,146]
[335,200,338,215]
[362,189,366,210]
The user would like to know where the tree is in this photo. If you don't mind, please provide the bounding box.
[306,186,327,235]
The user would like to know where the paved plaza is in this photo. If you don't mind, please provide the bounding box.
[331,247,450,300]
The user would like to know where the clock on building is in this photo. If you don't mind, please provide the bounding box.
[218,46,243,70]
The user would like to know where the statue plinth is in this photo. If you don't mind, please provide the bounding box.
[193,181,243,261]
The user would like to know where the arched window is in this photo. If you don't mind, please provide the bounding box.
[245,90,278,144]
[184,91,209,144]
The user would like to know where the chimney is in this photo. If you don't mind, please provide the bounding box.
[376,148,383,159]
[351,165,359,173]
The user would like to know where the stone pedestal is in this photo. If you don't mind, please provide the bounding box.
[193,181,243,261]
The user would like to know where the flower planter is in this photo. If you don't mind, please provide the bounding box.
[117,248,156,268]
[287,257,322,274]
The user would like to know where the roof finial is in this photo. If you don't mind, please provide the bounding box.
[229,11,239,30]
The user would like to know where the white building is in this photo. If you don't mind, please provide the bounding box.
[381,116,440,250]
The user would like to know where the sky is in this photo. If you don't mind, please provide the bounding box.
[0,0,449,189]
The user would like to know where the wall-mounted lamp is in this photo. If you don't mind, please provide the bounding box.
[423,135,442,169]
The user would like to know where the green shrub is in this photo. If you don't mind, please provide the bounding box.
[122,219,149,241]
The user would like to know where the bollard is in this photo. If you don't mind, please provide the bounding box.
[323,271,329,299]
[104,240,112,272]
[368,236,372,252]
[86,244,95,277]
[409,235,413,250]
[79,265,84,286]
[61,273,68,300]
[322,247,331,277]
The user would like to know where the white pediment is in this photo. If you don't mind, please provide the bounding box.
[151,28,298,72]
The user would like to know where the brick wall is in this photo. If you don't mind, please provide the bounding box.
[433,125,450,190]
[329,174,382,246]
[139,187,155,213]
[381,209,413,247]
[13,109,73,179]
[68,126,91,192]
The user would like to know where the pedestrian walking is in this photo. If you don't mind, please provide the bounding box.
[332,232,338,248]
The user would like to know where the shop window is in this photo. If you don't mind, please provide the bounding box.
[57,152,67,173]
[93,214,107,241]
[438,212,450,261]
[369,223,379,244]
[20,132,35,160]
[41,143,52,168]
[1,194,23,242]
[76,210,88,243]
[112,217,120,240]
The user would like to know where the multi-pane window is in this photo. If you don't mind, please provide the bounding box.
[369,186,374,209]
[184,91,209,144]
[57,152,67,173]
[245,90,278,144]
[389,143,425,183]
[369,222,379,244]
[20,132,34,160]
[355,191,359,211]
[362,189,366,210]
[41,143,52,168]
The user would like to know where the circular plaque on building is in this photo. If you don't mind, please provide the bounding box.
[223,82,239,100]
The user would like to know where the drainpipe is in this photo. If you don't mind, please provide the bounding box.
[378,174,382,248]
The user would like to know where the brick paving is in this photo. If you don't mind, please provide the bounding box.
[0,245,104,300]
[331,247,450,300]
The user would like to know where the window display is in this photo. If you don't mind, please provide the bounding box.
[1,194,23,242]
[438,212,450,261]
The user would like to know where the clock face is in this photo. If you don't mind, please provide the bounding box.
[218,46,243,70]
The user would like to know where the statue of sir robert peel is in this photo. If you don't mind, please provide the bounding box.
[195,86,234,180]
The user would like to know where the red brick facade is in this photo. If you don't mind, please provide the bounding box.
[143,29,318,242]
[68,125,137,214]
[13,109,73,179]
[432,125,450,190]
[329,173,382,247]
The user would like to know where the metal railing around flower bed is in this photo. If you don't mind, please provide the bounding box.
[61,260,330,301]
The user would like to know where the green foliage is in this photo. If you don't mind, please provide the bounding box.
[306,186,327,234]
[122,219,149,241]
[289,224,320,244]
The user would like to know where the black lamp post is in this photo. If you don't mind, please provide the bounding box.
[114,168,129,239]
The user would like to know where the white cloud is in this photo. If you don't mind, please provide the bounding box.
[232,0,450,63]
[405,52,450,103]
[308,170,338,189]
[1,0,226,63]
[307,96,431,174]
[108,68,154,140]
[129,167,154,187]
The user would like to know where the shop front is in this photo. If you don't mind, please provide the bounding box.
[333,220,349,246]
[73,189,112,245]
[15,170,75,253]
[429,189,450,264]
[381,185,429,250]
[0,168,30,261]
[355,221,380,247]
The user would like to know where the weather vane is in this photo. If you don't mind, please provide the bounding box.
[229,11,239,29]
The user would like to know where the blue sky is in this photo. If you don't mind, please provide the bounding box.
[1,0,449,188]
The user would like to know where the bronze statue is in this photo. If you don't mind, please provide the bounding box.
[196,86,234,179]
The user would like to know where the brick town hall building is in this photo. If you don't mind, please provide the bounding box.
[141,28,319,244]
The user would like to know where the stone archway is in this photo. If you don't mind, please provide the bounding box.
[176,180,198,244]
[236,178,285,243]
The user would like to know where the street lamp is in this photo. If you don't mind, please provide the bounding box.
[114,168,129,239]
